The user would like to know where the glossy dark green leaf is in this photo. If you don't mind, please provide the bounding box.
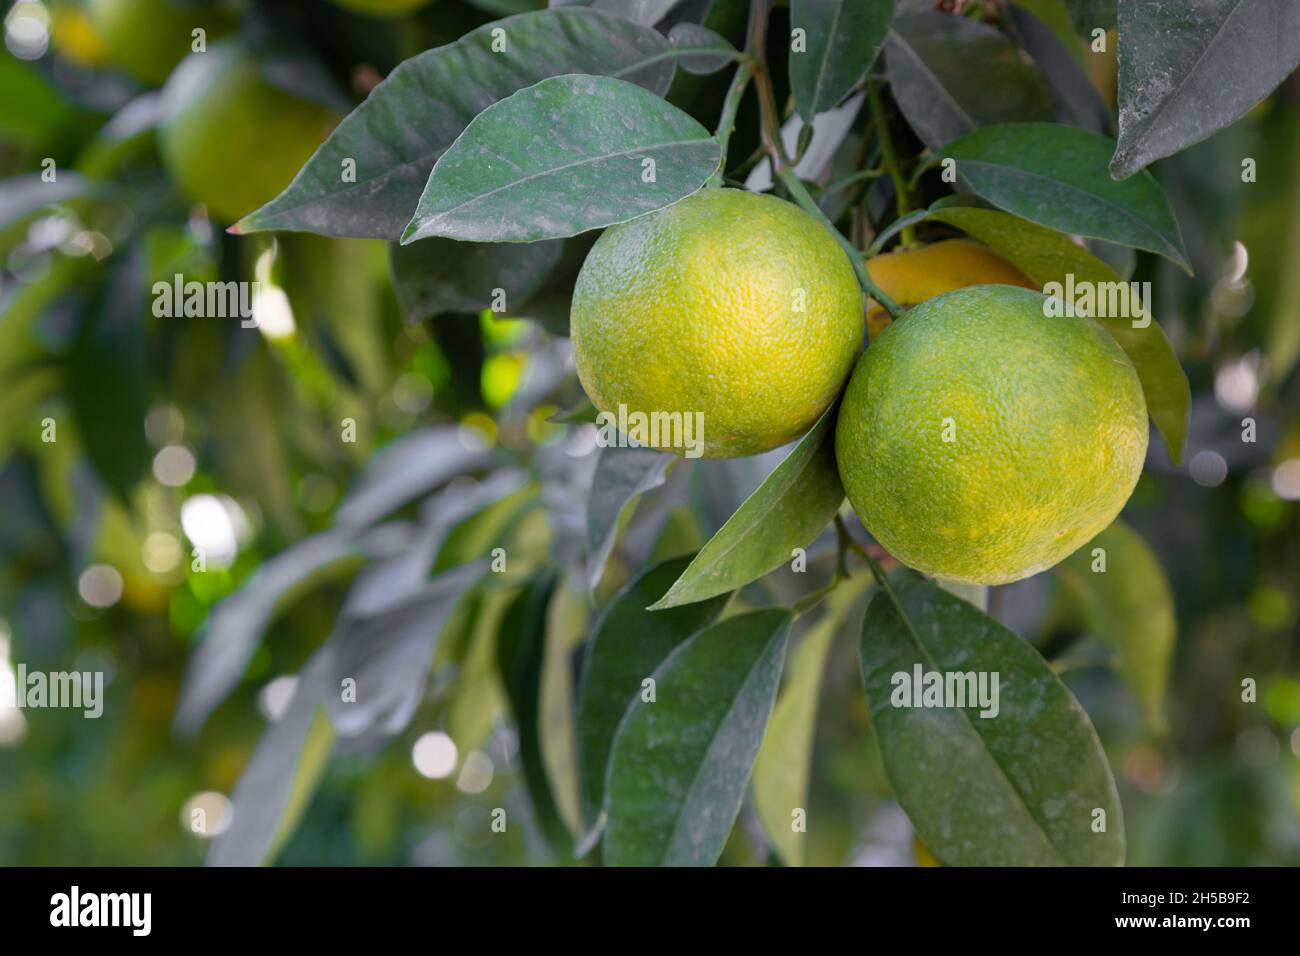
[650,404,843,609]
[389,237,563,320]
[207,645,335,866]
[885,11,1061,149]
[859,573,1124,866]
[753,577,869,865]
[789,0,893,121]
[498,573,573,855]
[67,248,149,502]
[604,608,791,866]
[927,205,1190,462]
[235,10,676,239]
[586,444,672,588]
[575,555,730,832]
[402,74,720,243]
[941,122,1191,272]
[1110,0,1300,179]
[1057,519,1175,732]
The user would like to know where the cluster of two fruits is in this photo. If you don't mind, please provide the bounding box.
[570,189,1149,586]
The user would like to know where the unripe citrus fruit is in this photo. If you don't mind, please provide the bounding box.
[571,189,863,458]
[836,285,1148,585]
[865,237,1034,339]
[159,41,340,224]
[87,0,229,86]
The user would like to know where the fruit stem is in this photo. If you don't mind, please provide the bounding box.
[835,515,893,592]
[777,168,904,320]
[866,80,917,247]
[710,58,755,187]
[746,0,903,320]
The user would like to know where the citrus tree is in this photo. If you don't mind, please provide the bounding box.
[4,0,1299,866]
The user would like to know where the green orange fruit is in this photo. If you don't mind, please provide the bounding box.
[159,41,340,224]
[87,0,229,86]
[570,188,864,459]
[836,285,1148,585]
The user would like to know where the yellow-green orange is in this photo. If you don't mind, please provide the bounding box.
[865,237,1034,339]
[87,0,229,86]
[836,285,1148,585]
[570,189,863,458]
[159,42,340,224]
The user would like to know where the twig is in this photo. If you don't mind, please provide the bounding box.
[866,80,916,246]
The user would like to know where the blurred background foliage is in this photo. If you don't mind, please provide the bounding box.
[0,0,1297,866]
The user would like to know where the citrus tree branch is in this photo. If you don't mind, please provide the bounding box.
[710,59,755,187]
[746,0,901,319]
[866,80,916,246]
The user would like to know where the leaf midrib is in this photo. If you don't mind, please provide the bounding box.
[410,136,715,237]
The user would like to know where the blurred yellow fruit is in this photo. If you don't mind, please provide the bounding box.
[50,4,110,68]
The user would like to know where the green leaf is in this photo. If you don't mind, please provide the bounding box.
[174,523,414,734]
[575,555,730,832]
[540,578,589,836]
[753,577,869,865]
[335,426,495,527]
[402,74,720,243]
[885,11,1061,149]
[1057,519,1175,732]
[498,573,573,855]
[858,573,1125,866]
[926,205,1191,462]
[67,248,150,502]
[207,646,336,866]
[389,237,563,321]
[445,583,515,754]
[789,0,894,121]
[666,23,738,76]
[941,123,1191,272]
[650,403,843,610]
[1008,1,1110,134]
[586,445,672,589]
[325,561,487,740]
[235,9,676,239]
[1110,0,1300,179]
[604,609,792,866]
